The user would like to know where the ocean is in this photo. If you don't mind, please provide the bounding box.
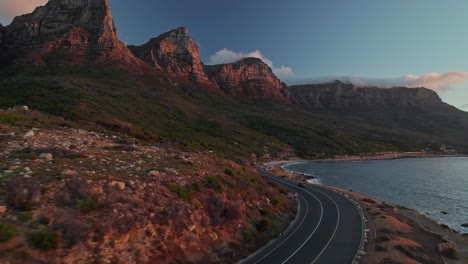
[283,157,468,233]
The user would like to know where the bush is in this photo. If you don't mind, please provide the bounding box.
[443,248,458,260]
[163,182,196,202]
[27,229,58,250]
[206,176,223,191]
[272,198,280,205]
[77,195,99,212]
[0,223,16,241]
[224,168,234,176]
[256,217,273,232]
[38,215,51,225]
[375,244,388,251]
[7,178,39,211]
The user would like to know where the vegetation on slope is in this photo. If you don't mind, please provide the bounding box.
[1,64,467,160]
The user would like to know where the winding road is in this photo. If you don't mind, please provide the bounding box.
[241,169,363,264]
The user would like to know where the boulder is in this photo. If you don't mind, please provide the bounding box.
[61,169,79,176]
[24,130,35,138]
[39,153,53,160]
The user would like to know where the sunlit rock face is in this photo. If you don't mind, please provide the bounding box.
[205,58,288,102]
[0,0,141,67]
[129,27,220,91]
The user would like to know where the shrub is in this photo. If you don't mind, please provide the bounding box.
[163,182,196,202]
[272,198,280,205]
[443,248,458,260]
[256,217,273,232]
[375,244,388,251]
[7,178,38,211]
[27,229,58,250]
[38,215,50,225]
[77,195,99,212]
[206,176,223,191]
[375,235,391,243]
[0,223,16,241]
[224,168,234,176]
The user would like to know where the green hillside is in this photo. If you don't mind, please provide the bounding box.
[1,65,467,159]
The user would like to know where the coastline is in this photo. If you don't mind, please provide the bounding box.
[264,152,467,167]
[262,158,468,264]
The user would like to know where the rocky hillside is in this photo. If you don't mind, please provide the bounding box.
[286,81,447,111]
[0,109,295,263]
[0,0,141,68]
[205,58,288,102]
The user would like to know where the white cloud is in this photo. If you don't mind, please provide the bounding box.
[295,71,468,91]
[208,48,294,80]
[0,0,48,25]
[273,66,294,79]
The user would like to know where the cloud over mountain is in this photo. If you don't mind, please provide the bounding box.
[208,48,294,80]
[0,0,48,24]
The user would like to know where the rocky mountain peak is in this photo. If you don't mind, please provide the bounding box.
[128,27,217,90]
[0,0,141,67]
[204,57,288,102]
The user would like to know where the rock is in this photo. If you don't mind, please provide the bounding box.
[164,168,178,174]
[461,223,468,228]
[0,206,6,214]
[285,81,444,111]
[148,170,160,177]
[189,225,196,232]
[1,0,142,69]
[20,105,29,111]
[24,130,35,138]
[208,231,218,241]
[129,27,218,91]
[205,58,288,102]
[109,181,125,190]
[61,169,79,176]
[39,153,53,160]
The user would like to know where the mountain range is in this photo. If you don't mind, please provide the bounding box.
[1,0,468,157]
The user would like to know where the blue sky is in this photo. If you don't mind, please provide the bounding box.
[1,0,467,110]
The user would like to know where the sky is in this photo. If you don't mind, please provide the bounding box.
[1,0,467,110]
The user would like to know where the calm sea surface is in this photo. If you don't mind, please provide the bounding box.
[283,157,468,233]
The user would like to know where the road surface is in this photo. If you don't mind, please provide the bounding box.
[241,169,362,264]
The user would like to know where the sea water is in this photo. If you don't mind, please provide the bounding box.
[283,157,468,233]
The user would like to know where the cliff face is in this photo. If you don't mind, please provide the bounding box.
[129,29,287,98]
[205,58,288,102]
[0,0,141,67]
[286,81,445,111]
[128,27,216,89]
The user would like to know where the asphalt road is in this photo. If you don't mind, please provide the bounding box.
[241,169,362,264]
